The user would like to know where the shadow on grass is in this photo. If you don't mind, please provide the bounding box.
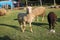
[32,22,49,29]
[14,18,48,27]
[0,24,21,31]
[14,19,18,20]
[32,22,48,26]
[14,18,49,30]
[0,35,12,40]
[57,18,60,22]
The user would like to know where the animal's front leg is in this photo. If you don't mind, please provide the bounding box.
[49,24,51,30]
[20,23,23,32]
[29,22,33,32]
[35,16,38,21]
[22,22,26,32]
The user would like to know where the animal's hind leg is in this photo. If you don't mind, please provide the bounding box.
[35,16,38,21]
[42,12,45,22]
[42,15,44,22]
[36,16,38,21]
[29,22,33,32]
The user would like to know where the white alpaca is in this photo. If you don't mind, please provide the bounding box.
[18,6,46,32]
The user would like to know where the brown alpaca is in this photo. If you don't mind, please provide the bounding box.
[47,12,57,33]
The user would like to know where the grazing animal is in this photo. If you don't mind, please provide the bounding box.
[32,6,46,21]
[26,6,46,21]
[47,12,57,33]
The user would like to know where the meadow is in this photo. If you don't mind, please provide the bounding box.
[0,8,60,40]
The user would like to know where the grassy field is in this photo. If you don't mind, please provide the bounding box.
[0,8,60,40]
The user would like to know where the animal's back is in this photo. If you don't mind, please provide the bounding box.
[18,13,27,22]
[32,6,45,16]
[47,12,57,24]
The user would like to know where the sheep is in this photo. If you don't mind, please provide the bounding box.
[0,8,7,16]
[47,12,57,33]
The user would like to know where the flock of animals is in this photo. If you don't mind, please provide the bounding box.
[18,6,57,33]
[0,6,57,33]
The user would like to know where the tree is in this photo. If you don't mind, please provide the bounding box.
[54,0,56,6]
[26,0,28,6]
[40,0,42,6]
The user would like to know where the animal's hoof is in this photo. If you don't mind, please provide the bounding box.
[22,31,24,33]
[22,30,25,33]
[30,30,33,33]
[50,29,55,33]
[42,18,44,22]
[52,30,55,33]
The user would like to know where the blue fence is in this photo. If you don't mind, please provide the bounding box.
[0,1,14,8]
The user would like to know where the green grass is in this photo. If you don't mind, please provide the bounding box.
[0,8,60,40]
